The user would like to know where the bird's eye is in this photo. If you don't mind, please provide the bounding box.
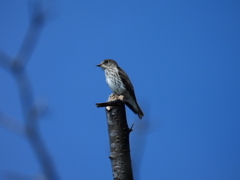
[105,60,109,63]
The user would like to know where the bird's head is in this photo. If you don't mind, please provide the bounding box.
[96,59,118,70]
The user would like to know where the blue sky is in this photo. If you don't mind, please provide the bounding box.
[0,0,240,179]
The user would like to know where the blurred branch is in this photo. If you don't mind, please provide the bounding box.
[0,1,60,179]
[15,1,47,67]
[0,112,25,136]
[96,94,134,180]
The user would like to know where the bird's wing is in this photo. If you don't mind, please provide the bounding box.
[117,66,137,101]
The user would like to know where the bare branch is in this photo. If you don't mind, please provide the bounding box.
[0,1,60,179]
[96,99,123,107]
[129,123,134,132]
[97,94,134,180]
[0,112,25,136]
[14,1,48,67]
[25,121,59,180]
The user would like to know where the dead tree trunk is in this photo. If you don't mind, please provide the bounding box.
[96,94,134,180]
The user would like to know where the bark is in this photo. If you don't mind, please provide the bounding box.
[96,94,134,180]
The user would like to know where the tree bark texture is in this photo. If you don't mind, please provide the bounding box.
[97,94,134,180]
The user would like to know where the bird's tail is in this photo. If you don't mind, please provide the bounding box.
[125,99,144,119]
[135,102,144,119]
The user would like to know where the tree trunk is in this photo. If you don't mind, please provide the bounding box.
[96,94,134,180]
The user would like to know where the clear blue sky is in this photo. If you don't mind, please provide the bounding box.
[0,1,240,179]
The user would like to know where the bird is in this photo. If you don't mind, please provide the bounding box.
[96,59,144,119]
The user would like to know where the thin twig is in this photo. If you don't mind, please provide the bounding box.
[15,1,47,67]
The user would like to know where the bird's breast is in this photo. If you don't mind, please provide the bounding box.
[105,68,125,94]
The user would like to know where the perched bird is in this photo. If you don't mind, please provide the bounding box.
[96,59,144,119]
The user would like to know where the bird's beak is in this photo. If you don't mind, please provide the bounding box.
[96,64,101,67]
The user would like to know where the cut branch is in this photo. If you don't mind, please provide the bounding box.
[96,94,134,180]
[96,99,123,107]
